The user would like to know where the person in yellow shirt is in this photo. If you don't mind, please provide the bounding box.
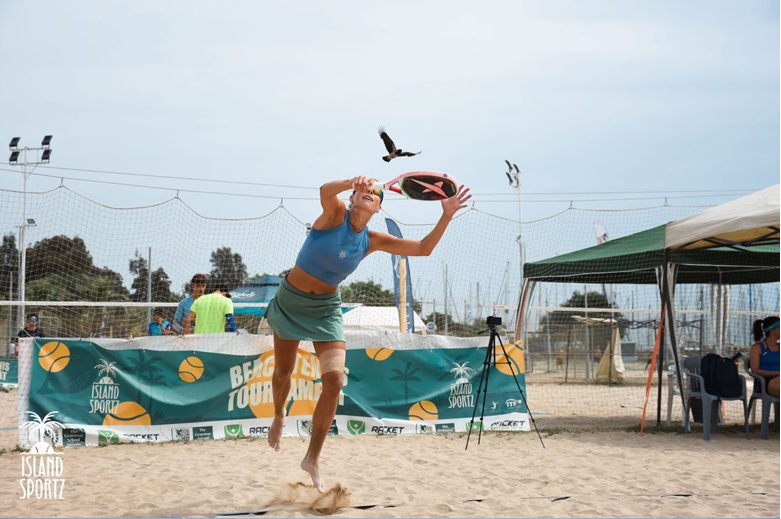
[183,285,236,334]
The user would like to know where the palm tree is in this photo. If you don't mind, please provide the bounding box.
[128,350,165,415]
[450,362,473,384]
[95,360,118,384]
[19,411,63,450]
[389,362,422,403]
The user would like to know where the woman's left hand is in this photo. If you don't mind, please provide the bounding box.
[441,185,471,218]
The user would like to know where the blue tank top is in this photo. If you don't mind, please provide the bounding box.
[759,340,780,372]
[295,210,370,287]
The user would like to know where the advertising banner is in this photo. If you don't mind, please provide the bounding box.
[0,355,18,387]
[385,218,416,332]
[26,338,529,446]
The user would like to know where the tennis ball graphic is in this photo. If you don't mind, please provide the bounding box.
[38,341,71,373]
[103,401,152,426]
[365,347,394,361]
[409,400,438,421]
[493,341,525,376]
[178,356,204,382]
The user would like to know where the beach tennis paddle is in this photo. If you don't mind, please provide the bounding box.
[372,171,459,201]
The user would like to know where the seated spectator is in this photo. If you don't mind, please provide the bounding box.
[148,310,172,336]
[750,316,780,398]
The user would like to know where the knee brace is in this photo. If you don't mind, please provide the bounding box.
[318,348,346,374]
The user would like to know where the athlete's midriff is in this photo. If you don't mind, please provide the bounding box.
[287,265,339,295]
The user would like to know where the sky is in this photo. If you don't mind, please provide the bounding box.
[0,0,778,227]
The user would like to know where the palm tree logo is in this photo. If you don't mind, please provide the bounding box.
[389,362,422,403]
[19,411,63,454]
[95,360,118,385]
[450,362,473,384]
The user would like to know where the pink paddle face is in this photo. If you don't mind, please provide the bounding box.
[384,171,459,201]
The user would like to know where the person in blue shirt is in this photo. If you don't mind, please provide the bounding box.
[265,175,470,493]
[172,273,207,333]
[750,316,780,398]
[148,309,172,336]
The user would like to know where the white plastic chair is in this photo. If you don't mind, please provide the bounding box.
[743,358,780,440]
[682,356,749,441]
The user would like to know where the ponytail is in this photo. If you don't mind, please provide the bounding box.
[753,319,764,342]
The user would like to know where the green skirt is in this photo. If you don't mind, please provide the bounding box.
[266,278,344,342]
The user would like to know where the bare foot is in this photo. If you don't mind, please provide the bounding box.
[268,416,284,452]
[301,457,325,493]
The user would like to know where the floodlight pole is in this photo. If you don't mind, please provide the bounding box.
[510,164,524,332]
[9,136,51,329]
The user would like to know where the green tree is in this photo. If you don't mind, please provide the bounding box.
[0,233,18,300]
[128,251,177,302]
[208,247,248,290]
[340,280,395,306]
[23,236,136,338]
[26,272,137,338]
[421,312,481,337]
[25,235,98,282]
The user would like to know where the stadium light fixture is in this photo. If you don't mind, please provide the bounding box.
[7,134,53,330]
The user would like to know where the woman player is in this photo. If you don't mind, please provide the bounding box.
[265,175,470,492]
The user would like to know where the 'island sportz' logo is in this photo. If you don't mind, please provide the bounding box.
[448,362,475,409]
[89,360,120,415]
[19,411,65,500]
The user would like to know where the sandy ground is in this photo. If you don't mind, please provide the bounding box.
[1,425,778,518]
[2,369,777,518]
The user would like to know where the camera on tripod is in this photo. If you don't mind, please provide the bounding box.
[486,316,502,326]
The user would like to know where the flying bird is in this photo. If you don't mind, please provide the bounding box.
[504,159,520,187]
[378,127,421,162]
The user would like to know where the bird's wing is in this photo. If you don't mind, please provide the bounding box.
[399,150,421,157]
[378,127,397,153]
[504,159,512,172]
[505,172,514,184]
[513,163,519,174]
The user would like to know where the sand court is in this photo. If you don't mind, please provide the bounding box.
[0,428,777,518]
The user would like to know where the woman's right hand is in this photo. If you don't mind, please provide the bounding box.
[350,176,375,193]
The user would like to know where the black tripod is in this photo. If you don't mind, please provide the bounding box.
[465,316,545,449]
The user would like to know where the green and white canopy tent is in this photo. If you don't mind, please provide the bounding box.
[516,184,779,426]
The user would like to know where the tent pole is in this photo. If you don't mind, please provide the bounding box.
[656,266,665,426]
[663,257,687,431]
